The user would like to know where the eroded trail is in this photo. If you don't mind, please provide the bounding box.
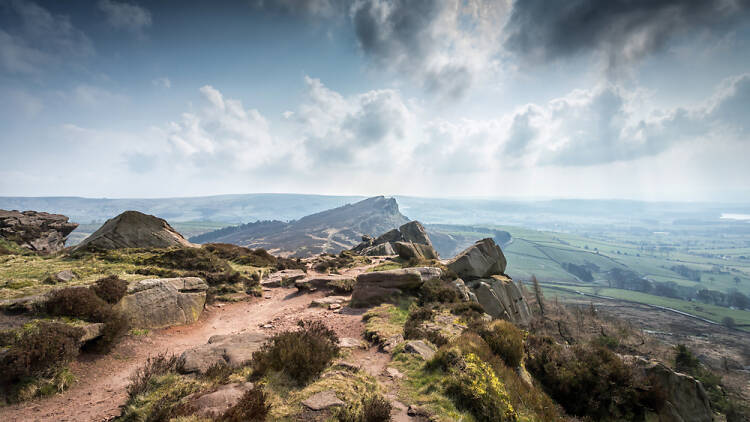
[1,287,323,422]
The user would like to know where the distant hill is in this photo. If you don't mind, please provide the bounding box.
[191,196,410,257]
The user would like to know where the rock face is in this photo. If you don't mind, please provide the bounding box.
[115,277,208,329]
[351,267,443,307]
[447,238,507,278]
[634,360,713,422]
[468,277,531,326]
[353,221,438,260]
[445,238,530,326]
[180,332,268,374]
[0,210,78,254]
[74,210,194,251]
[302,390,345,411]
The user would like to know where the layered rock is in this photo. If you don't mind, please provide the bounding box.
[352,221,438,260]
[447,238,530,326]
[0,210,78,254]
[115,277,208,329]
[351,267,443,307]
[447,238,507,278]
[74,210,194,251]
[180,332,268,374]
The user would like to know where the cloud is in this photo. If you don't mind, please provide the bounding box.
[504,0,750,73]
[97,0,152,36]
[71,84,126,106]
[152,77,171,88]
[165,85,286,172]
[350,0,510,99]
[291,76,416,167]
[0,0,93,74]
[251,0,346,18]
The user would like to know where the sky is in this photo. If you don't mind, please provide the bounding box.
[0,0,749,202]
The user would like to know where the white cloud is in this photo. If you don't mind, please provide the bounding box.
[97,0,152,36]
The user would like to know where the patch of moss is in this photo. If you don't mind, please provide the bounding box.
[362,303,410,344]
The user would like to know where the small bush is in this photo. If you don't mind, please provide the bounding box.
[476,320,525,368]
[134,267,181,278]
[126,353,183,398]
[337,394,392,422]
[202,362,233,383]
[275,256,306,271]
[403,305,433,340]
[0,322,83,387]
[251,320,339,386]
[220,385,270,422]
[446,353,517,422]
[204,243,277,267]
[90,275,128,304]
[450,302,485,321]
[329,277,356,294]
[146,247,232,272]
[44,287,128,352]
[420,279,459,304]
[313,251,356,273]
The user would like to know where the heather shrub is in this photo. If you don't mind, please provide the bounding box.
[420,278,459,304]
[275,256,306,271]
[126,353,183,398]
[525,335,659,420]
[203,243,278,268]
[337,394,392,422]
[44,287,128,352]
[251,320,339,386]
[90,275,128,304]
[313,251,356,273]
[133,267,181,278]
[476,320,525,368]
[0,322,83,387]
[220,385,271,422]
[146,247,232,272]
[450,302,485,321]
[403,305,451,346]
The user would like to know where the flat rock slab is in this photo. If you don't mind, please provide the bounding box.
[302,390,345,411]
[180,332,268,374]
[188,382,255,418]
[338,337,364,348]
[403,340,436,361]
[311,296,349,308]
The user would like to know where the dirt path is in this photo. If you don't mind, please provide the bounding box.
[0,286,326,422]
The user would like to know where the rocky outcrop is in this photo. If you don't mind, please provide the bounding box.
[74,210,194,251]
[351,267,443,307]
[447,238,507,278]
[467,276,531,326]
[624,358,713,422]
[185,382,256,419]
[180,332,268,374]
[260,269,306,288]
[0,210,78,254]
[352,221,438,260]
[115,277,208,329]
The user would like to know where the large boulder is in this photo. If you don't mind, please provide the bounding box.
[447,238,507,279]
[468,276,531,326]
[180,332,268,374]
[115,277,208,329]
[0,210,78,254]
[73,210,194,251]
[351,267,443,307]
[627,358,713,422]
[351,221,438,259]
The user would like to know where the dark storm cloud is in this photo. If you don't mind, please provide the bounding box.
[505,0,750,71]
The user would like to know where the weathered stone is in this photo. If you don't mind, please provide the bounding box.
[385,367,404,379]
[262,269,306,288]
[356,269,423,289]
[186,382,255,418]
[393,241,438,260]
[0,210,78,254]
[78,322,105,342]
[296,275,354,292]
[382,334,404,353]
[116,277,208,329]
[451,278,476,302]
[351,285,403,308]
[73,210,194,251]
[399,221,433,247]
[403,340,436,360]
[470,277,530,326]
[0,294,47,314]
[374,228,403,245]
[338,337,364,348]
[52,270,76,283]
[447,238,507,279]
[180,332,268,374]
[311,296,349,308]
[361,242,396,256]
[334,361,361,371]
[302,390,345,411]
[641,360,712,422]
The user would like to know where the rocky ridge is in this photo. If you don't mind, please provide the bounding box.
[0,209,78,254]
[73,210,194,251]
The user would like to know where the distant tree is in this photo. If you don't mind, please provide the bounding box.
[728,290,750,310]
[722,317,736,329]
[531,275,545,317]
